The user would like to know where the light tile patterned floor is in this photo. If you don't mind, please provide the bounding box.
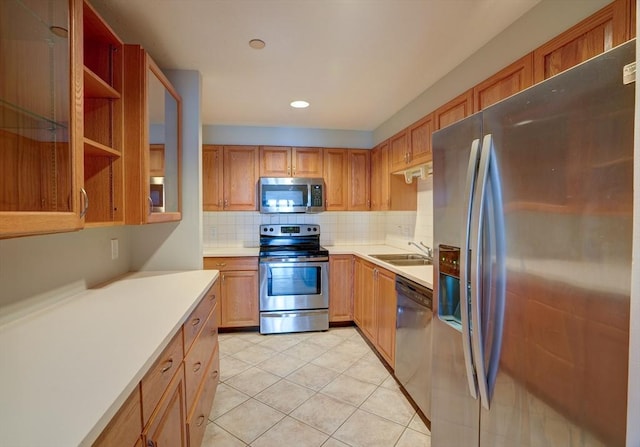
[203,327,431,447]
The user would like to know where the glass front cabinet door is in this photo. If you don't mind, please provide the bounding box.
[0,0,84,237]
[123,44,182,224]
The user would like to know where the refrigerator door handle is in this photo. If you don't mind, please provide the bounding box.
[471,133,507,410]
[470,134,492,410]
[460,138,481,400]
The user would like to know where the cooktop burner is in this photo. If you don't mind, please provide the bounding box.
[259,224,327,258]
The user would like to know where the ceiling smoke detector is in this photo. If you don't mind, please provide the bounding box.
[249,39,266,49]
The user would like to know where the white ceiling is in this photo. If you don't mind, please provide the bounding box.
[91,0,540,131]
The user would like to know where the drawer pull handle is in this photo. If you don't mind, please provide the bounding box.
[212,369,219,379]
[216,262,226,267]
[147,440,157,447]
[191,317,201,326]
[196,415,206,427]
[209,293,216,301]
[161,358,174,373]
[193,362,202,373]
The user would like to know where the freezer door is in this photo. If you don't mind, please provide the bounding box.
[432,113,483,446]
[478,40,634,447]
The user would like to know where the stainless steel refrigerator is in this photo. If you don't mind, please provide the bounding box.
[431,39,635,447]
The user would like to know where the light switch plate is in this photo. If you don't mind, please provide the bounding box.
[111,238,119,260]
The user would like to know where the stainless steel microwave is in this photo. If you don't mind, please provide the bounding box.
[259,177,325,213]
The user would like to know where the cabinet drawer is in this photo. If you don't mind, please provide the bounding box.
[187,346,220,447]
[92,386,142,447]
[204,256,258,271]
[184,306,219,412]
[141,330,184,427]
[184,284,218,352]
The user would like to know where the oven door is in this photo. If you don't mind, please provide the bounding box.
[259,259,329,311]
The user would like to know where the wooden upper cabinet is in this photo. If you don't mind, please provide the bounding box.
[323,148,349,211]
[533,0,631,83]
[408,113,434,166]
[223,146,259,210]
[435,89,473,130]
[259,146,290,177]
[202,145,223,211]
[348,150,370,211]
[473,53,534,112]
[370,142,389,211]
[389,130,409,173]
[83,0,125,227]
[292,147,323,177]
[0,0,83,238]
[123,45,182,224]
[259,146,322,177]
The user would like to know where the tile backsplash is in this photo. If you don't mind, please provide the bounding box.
[203,178,433,250]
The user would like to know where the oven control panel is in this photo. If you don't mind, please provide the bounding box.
[260,224,320,236]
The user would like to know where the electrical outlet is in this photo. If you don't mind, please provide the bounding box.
[111,238,119,260]
[210,226,217,238]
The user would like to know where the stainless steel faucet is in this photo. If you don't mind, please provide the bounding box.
[408,241,433,260]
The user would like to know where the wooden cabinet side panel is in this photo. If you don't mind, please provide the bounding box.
[223,146,258,210]
[259,146,291,177]
[348,150,370,211]
[329,255,354,322]
[370,143,388,211]
[473,53,534,112]
[292,147,323,177]
[220,270,259,327]
[323,148,348,211]
[202,145,223,211]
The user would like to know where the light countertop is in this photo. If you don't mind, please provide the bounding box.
[204,244,433,289]
[0,270,219,447]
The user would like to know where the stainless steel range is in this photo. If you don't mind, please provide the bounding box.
[259,224,329,334]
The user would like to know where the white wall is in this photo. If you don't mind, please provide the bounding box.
[203,125,373,149]
[130,70,204,271]
[0,226,131,311]
[374,0,610,144]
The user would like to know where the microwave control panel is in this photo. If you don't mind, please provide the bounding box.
[310,185,323,207]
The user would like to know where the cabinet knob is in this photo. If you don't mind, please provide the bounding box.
[160,358,174,373]
[216,262,227,267]
[196,415,206,427]
[223,199,228,208]
[191,317,201,327]
[287,167,291,176]
[193,361,202,373]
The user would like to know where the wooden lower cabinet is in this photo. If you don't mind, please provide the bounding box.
[375,268,396,366]
[353,258,397,367]
[143,363,187,447]
[329,255,354,322]
[187,345,220,447]
[204,257,259,328]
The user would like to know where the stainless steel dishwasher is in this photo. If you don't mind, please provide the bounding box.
[395,276,433,420]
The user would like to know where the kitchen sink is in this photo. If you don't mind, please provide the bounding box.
[370,254,433,266]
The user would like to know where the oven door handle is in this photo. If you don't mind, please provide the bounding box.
[260,256,329,264]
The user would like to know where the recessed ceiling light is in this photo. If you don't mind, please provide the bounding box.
[249,39,266,49]
[290,100,310,109]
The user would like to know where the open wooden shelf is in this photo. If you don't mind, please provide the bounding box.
[83,67,120,99]
[84,137,121,157]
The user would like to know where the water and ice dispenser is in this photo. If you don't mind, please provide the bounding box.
[438,245,462,329]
